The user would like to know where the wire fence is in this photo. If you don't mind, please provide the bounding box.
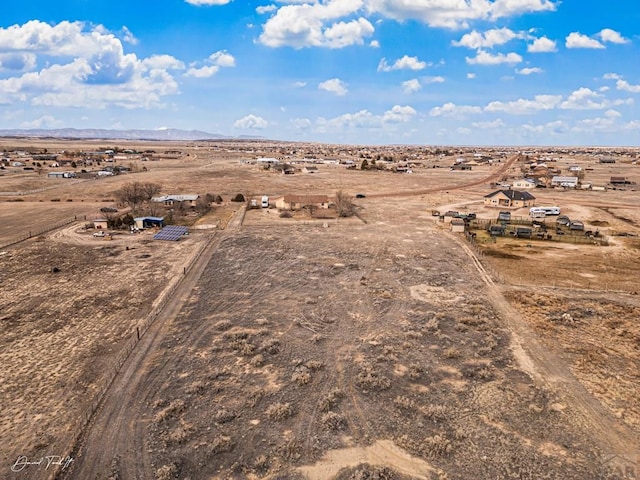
[0,218,78,250]
[56,234,213,478]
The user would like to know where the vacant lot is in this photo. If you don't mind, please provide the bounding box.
[1,139,638,479]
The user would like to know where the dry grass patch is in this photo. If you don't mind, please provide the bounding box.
[266,402,294,421]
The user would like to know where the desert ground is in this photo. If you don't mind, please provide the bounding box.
[1,139,638,479]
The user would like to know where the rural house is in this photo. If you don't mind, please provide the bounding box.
[512,178,538,189]
[551,176,579,188]
[152,194,200,207]
[276,194,330,211]
[483,189,536,208]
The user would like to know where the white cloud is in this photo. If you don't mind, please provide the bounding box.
[466,50,522,65]
[259,2,374,49]
[616,79,640,93]
[565,32,605,49]
[429,102,482,117]
[370,39,380,48]
[234,114,268,129]
[560,87,608,110]
[516,67,543,75]
[185,65,220,78]
[604,109,621,118]
[291,117,312,129]
[467,73,476,79]
[452,28,522,49]
[378,55,428,72]
[598,28,629,44]
[485,94,561,114]
[472,118,506,129]
[20,115,64,129]
[256,5,277,14]
[121,26,138,46]
[293,81,307,88]
[185,0,232,5]
[603,72,621,80]
[209,50,236,67]
[0,21,186,109]
[527,36,556,52]
[185,50,235,78]
[424,76,445,84]
[318,78,348,96]
[319,110,381,129]
[365,0,556,29]
[0,53,36,71]
[382,105,416,123]
[402,78,421,94]
[316,104,418,131]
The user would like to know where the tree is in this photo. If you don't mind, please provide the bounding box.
[115,181,162,213]
[334,190,355,217]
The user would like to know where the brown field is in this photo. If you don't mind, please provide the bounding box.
[1,139,638,479]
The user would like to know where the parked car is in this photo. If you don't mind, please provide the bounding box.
[93,231,106,237]
[355,193,366,198]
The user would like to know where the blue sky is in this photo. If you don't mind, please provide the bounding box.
[1,1,639,145]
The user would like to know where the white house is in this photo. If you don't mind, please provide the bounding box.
[551,176,579,188]
[512,178,538,189]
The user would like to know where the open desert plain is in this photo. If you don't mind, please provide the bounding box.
[1,139,639,480]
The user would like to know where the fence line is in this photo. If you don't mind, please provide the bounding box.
[0,218,77,250]
[57,234,213,478]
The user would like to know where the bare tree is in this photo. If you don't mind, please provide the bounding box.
[334,190,355,217]
[115,181,162,214]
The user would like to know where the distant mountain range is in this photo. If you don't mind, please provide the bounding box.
[0,128,265,141]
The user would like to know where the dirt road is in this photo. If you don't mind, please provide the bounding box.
[449,232,639,455]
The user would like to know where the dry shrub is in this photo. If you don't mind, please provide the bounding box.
[393,395,416,411]
[185,380,206,395]
[408,363,423,380]
[319,389,344,412]
[155,463,178,480]
[320,411,347,431]
[277,438,301,461]
[266,402,293,421]
[211,435,234,454]
[443,347,461,359]
[334,464,398,480]
[422,404,448,420]
[250,354,265,367]
[154,399,186,423]
[306,360,324,370]
[214,320,232,331]
[423,434,453,457]
[214,408,237,424]
[261,338,281,355]
[253,454,269,474]
[292,367,312,386]
[424,317,440,332]
[165,421,194,445]
[356,365,391,392]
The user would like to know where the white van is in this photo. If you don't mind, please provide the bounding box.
[261,195,269,208]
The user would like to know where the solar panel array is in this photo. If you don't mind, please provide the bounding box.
[153,225,189,241]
